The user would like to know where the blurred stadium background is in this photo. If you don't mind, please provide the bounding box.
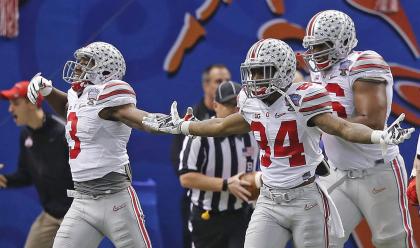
[0,0,419,247]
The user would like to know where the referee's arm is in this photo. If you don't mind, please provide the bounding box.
[178,136,224,191]
[180,172,224,192]
[178,136,251,201]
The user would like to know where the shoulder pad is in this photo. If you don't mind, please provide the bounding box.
[294,83,332,115]
[349,50,390,76]
[97,80,135,104]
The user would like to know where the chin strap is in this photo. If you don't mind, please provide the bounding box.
[274,84,299,112]
[71,81,91,93]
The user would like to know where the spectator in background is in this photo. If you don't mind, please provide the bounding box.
[178,81,260,248]
[0,81,73,248]
[171,64,231,248]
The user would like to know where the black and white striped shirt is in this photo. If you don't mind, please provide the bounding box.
[179,133,259,212]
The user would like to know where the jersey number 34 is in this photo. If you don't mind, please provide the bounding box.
[251,120,306,167]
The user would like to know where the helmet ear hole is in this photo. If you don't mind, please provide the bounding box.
[343,38,349,46]
[102,71,111,76]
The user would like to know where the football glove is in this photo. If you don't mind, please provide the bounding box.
[27,73,52,104]
[143,101,196,134]
[371,113,414,145]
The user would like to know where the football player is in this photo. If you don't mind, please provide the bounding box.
[302,10,415,247]
[407,133,420,209]
[142,38,413,248]
[27,42,157,248]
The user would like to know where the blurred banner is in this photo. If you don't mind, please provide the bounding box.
[0,0,418,247]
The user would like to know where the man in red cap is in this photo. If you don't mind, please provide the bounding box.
[0,81,73,248]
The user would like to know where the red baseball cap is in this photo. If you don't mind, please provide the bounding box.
[0,81,43,105]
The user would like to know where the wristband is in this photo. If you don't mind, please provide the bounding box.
[180,121,191,135]
[370,130,383,144]
[222,179,228,191]
[40,84,52,96]
[417,154,420,160]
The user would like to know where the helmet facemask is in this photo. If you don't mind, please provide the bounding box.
[302,40,337,72]
[63,52,97,85]
[241,62,281,99]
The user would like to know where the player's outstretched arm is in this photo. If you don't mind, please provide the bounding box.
[98,103,159,132]
[142,101,251,137]
[188,112,250,137]
[312,112,414,145]
[28,73,68,118]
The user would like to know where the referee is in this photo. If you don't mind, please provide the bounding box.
[179,81,260,248]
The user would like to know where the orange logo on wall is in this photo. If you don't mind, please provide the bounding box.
[163,0,304,74]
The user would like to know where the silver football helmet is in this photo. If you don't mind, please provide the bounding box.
[63,42,126,85]
[302,10,358,72]
[240,39,296,99]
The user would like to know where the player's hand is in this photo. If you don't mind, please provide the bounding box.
[0,175,7,188]
[142,101,195,134]
[371,113,414,145]
[28,73,53,104]
[227,172,251,202]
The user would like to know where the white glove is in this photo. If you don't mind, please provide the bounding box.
[371,113,414,145]
[27,73,52,104]
[142,101,195,134]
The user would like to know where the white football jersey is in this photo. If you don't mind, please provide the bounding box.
[65,80,136,182]
[310,50,399,169]
[238,83,333,188]
[413,133,420,177]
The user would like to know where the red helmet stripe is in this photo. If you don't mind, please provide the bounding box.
[250,39,265,59]
[307,12,322,36]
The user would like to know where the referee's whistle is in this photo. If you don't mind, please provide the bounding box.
[201,210,210,220]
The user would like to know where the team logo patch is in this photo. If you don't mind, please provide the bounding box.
[339,60,351,76]
[284,94,302,106]
[87,88,100,105]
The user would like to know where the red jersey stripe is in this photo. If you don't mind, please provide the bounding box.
[104,82,128,89]
[299,101,331,112]
[98,89,135,100]
[302,92,329,102]
[350,64,390,71]
[356,56,384,61]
